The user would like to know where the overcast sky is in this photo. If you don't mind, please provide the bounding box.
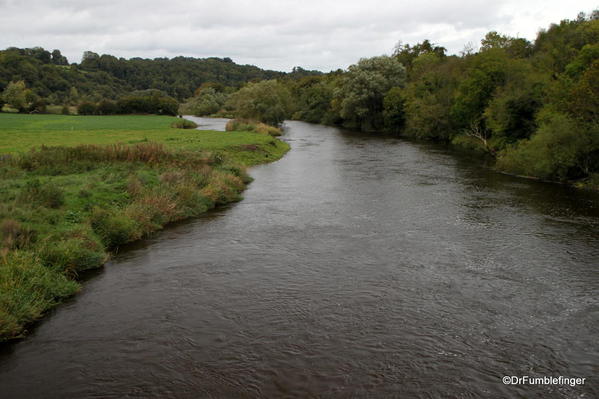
[0,0,596,71]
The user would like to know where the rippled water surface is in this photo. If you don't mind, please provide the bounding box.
[1,121,598,398]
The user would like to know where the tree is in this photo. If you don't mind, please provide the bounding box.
[383,87,405,133]
[226,80,293,125]
[68,87,79,104]
[564,60,599,123]
[335,55,406,131]
[1,81,30,112]
[483,59,547,142]
[393,40,446,70]
[450,49,508,130]
[77,102,97,115]
[181,87,227,116]
[290,75,338,124]
[480,32,532,58]
[496,110,599,180]
[81,51,100,67]
[51,50,68,65]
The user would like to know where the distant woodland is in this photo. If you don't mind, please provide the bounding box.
[1,10,597,185]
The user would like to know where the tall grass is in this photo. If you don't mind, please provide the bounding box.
[0,114,289,341]
[225,119,283,136]
[170,119,198,129]
[0,142,252,341]
[0,251,79,339]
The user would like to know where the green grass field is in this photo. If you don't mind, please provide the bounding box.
[0,113,289,165]
[0,113,289,341]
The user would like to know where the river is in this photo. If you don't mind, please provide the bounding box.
[0,120,597,398]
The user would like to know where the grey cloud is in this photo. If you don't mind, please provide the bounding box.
[0,0,594,71]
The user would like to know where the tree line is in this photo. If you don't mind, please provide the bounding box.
[208,11,597,186]
[0,47,320,108]
[1,11,597,185]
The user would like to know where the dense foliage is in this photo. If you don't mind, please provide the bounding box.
[1,11,597,186]
[77,90,179,116]
[281,11,599,186]
[179,84,230,116]
[0,47,318,105]
[226,80,293,125]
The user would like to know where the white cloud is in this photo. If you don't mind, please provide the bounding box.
[0,0,595,71]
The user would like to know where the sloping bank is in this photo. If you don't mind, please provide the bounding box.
[0,117,289,341]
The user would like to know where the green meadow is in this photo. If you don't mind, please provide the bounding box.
[0,113,289,341]
[0,113,288,164]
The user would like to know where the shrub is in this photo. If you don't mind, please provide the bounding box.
[97,100,119,115]
[39,234,106,274]
[225,119,282,136]
[225,119,254,132]
[124,192,179,237]
[173,183,213,217]
[255,123,282,136]
[200,171,244,205]
[179,87,227,116]
[89,207,137,248]
[496,111,599,180]
[77,102,97,115]
[171,119,198,129]
[28,98,47,114]
[116,93,179,115]
[226,79,292,125]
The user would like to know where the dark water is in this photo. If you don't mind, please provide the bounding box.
[1,121,598,398]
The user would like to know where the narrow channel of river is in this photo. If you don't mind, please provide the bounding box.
[1,120,598,398]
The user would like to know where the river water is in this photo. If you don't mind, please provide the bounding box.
[1,120,598,398]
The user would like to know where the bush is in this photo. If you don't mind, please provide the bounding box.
[39,234,105,274]
[179,87,227,116]
[28,98,47,114]
[171,119,198,129]
[97,100,119,115]
[226,80,292,125]
[496,111,599,180]
[172,183,213,217]
[255,123,282,136]
[78,102,97,115]
[225,119,282,136]
[116,93,179,115]
[89,207,137,248]
[123,192,180,237]
[225,119,254,132]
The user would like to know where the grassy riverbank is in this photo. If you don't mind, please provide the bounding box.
[0,113,289,341]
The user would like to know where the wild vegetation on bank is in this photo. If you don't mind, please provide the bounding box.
[176,11,598,188]
[1,11,597,188]
[0,113,289,341]
[283,11,597,188]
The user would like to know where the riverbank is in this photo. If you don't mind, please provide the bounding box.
[0,113,289,341]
